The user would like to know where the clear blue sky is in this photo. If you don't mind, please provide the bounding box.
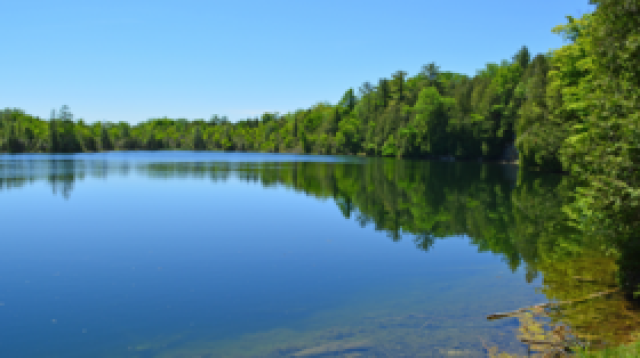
[2,0,594,124]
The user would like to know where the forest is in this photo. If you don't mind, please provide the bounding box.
[1,1,638,297]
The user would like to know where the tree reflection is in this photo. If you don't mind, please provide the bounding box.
[47,160,76,199]
[0,156,638,347]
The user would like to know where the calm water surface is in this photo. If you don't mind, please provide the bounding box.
[0,152,557,357]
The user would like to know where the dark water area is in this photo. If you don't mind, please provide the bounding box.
[0,151,634,357]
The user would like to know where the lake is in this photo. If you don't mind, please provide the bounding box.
[0,151,589,357]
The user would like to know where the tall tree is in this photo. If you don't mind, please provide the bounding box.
[48,109,59,153]
[556,2,640,295]
[338,88,357,112]
[191,126,205,150]
[377,78,390,109]
[512,46,531,70]
[98,123,113,151]
[515,54,558,170]
[391,70,408,105]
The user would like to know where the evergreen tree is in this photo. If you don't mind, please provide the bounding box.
[338,88,357,112]
[512,46,531,70]
[98,123,113,151]
[48,110,59,153]
[192,126,205,150]
[391,70,408,104]
[377,78,390,109]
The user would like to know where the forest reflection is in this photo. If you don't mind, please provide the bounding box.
[1,157,638,347]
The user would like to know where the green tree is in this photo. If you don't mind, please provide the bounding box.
[555,2,640,296]
[390,70,408,105]
[191,126,205,150]
[97,123,114,151]
[512,45,531,70]
[48,110,59,153]
[410,86,455,155]
[377,78,390,109]
[338,88,357,112]
[515,54,560,171]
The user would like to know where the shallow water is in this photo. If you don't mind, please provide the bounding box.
[0,152,556,357]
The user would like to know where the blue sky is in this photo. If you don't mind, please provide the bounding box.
[2,0,594,124]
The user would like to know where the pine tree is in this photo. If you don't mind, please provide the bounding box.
[512,46,531,70]
[48,109,59,153]
[338,88,357,112]
[377,78,389,109]
[192,126,205,150]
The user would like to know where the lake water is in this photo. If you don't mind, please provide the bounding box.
[0,151,559,357]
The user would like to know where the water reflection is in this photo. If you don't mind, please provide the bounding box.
[0,157,549,274]
[0,153,638,356]
[0,158,521,252]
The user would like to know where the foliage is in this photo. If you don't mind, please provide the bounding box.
[553,1,640,297]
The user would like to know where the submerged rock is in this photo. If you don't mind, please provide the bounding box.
[292,340,371,357]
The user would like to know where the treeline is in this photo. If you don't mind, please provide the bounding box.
[0,51,530,161]
[1,0,638,294]
[1,41,547,162]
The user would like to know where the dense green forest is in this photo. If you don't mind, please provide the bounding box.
[1,0,638,297]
